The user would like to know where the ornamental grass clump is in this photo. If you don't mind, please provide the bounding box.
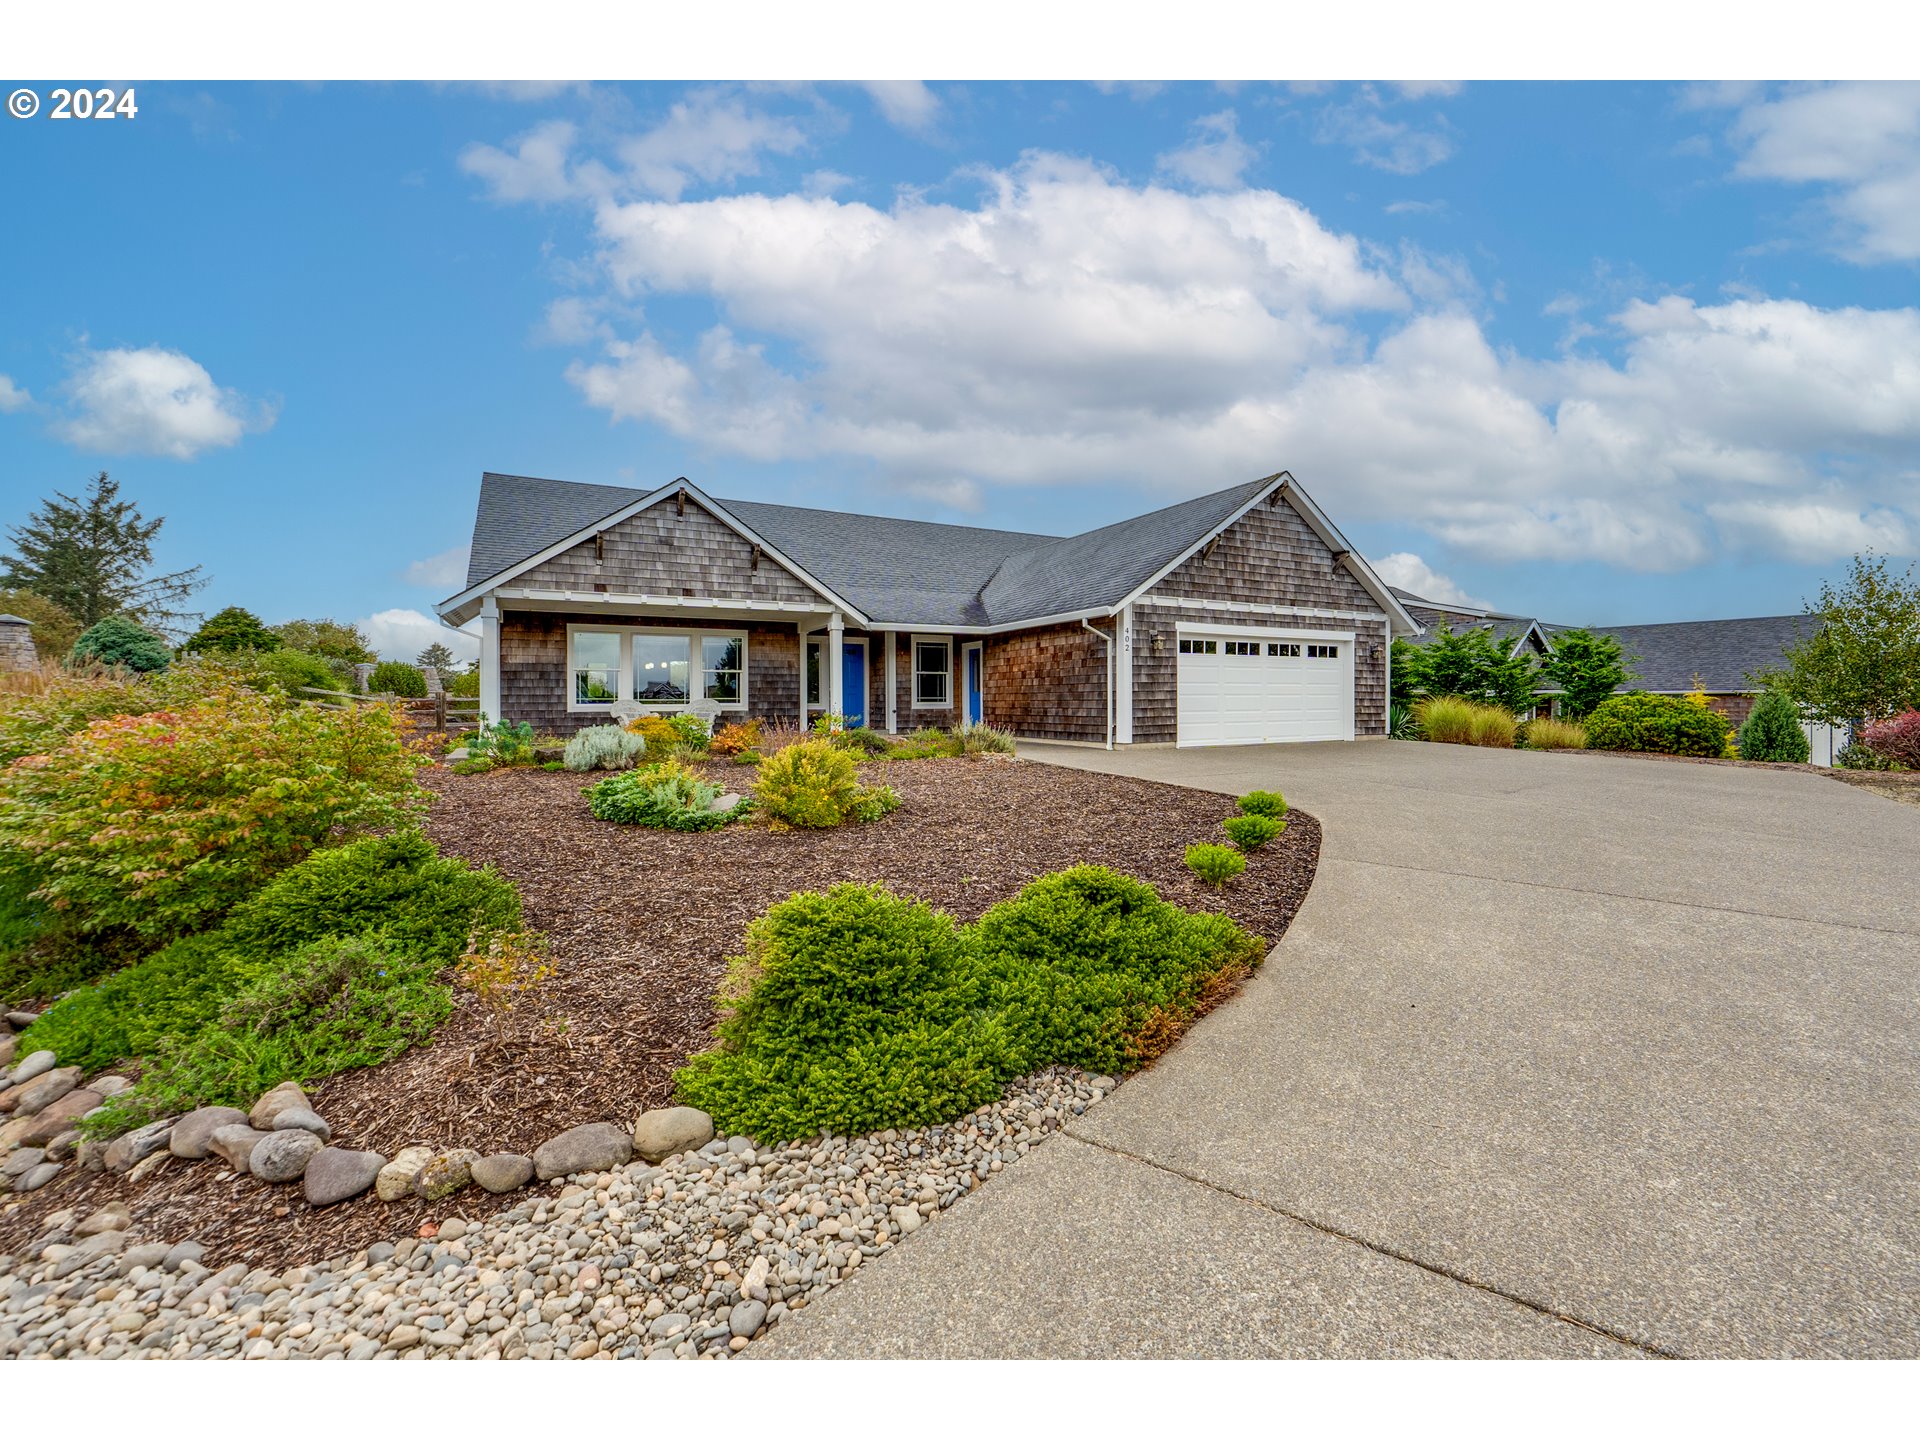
[563,723,646,772]
[674,866,1264,1140]
[1183,842,1246,888]
[1222,813,1285,851]
[1521,716,1588,750]
[1415,695,1517,747]
[953,721,1017,756]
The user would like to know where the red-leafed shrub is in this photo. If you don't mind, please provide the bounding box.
[0,685,428,939]
[1863,709,1920,769]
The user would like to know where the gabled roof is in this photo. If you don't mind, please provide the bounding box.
[1392,589,1548,658]
[445,470,1415,634]
[1568,615,1819,694]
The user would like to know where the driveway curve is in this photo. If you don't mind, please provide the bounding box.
[762,741,1920,1358]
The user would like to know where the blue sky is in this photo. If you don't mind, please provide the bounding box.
[3,79,1917,657]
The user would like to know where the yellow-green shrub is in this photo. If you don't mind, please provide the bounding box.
[1522,716,1587,750]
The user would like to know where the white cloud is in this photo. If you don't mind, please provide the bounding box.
[1314,86,1455,175]
[485,147,1917,572]
[860,82,940,133]
[1372,553,1485,607]
[1385,199,1447,216]
[533,296,612,347]
[55,346,272,459]
[358,608,479,664]
[1719,82,1920,262]
[460,119,587,204]
[802,169,854,198]
[403,545,472,589]
[617,93,807,200]
[1156,110,1258,190]
[0,375,30,413]
[1392,82,1464,100]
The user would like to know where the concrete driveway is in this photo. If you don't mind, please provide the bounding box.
[762,741,1920,1358]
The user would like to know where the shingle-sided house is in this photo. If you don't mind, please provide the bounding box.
[437,470,1419,748]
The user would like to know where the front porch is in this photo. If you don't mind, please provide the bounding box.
[477,592,978,735]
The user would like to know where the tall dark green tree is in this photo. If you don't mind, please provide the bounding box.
[1,472,207,634]
[1397,624,1540,714]
[1540,628,1634,719]
[183,606,281,655]
[415,641,455,671]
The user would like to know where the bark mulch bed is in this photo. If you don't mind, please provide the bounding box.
[0,756,1318,1272]
[1827,768,1920,809]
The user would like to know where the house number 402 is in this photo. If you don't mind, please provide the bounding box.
[49,88,140,120]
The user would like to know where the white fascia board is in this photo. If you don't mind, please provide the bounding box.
[437,479,868,629]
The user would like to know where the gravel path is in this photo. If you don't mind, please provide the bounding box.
[0,1070,1110,1360]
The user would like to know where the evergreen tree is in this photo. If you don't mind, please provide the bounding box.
[416,641,456,671]
[2,472,207,634]
[183,605,281,654]
[1764,553,1920,727]
[1541,628,1633,719]
[1397,624,1539,714]
[71,615,172,673]
[1737,689,1811,763]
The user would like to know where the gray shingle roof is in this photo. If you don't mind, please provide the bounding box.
[1576,615,1819,693]
[458,471,1283,629]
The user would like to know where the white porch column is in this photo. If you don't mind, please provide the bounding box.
[883,630,897,733]
[1115,606,1134,744]
[827,612,845,720]
[479,594,502,724]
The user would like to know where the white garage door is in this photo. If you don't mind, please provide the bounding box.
[1176,625,1355,747]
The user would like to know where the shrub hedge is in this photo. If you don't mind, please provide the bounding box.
[1584,692,1733,757]
[674,867,1263,1141]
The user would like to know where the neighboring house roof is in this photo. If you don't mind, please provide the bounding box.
[1391,588,1548,657]
[1571,615,1819,694]
[447,470,1417,634]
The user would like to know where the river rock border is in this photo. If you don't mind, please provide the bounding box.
[0,1068,1112,1358]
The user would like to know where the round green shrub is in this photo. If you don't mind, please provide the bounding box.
[563,723,645,772]
[70,615,171,673]
[755,739,862,828]
[587,759,744,830]
[368,660,427,697]
[1737,690,1811,764]
[183,606,281,655]
[1585,692,1732,757]
[1236,790,1288,817]
[1184,842,1246,887]
[1222,813,1285,851]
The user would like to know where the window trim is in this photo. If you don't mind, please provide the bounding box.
[565,622,751,715]
[805,637,825,710]
[911,633,952,709]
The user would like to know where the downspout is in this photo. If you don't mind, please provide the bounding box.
[1081,618,1114,750]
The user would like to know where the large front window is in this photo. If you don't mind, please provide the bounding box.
[567,626,747,712]
[573,631,619,704]
[913,637,951,707]
[633,635,691,703]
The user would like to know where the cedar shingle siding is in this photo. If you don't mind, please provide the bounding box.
[984,622,1112,743]
[1133,498,1389,742]
[516,498,825,606]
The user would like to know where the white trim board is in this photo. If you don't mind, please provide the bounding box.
[1143,596,1389,625]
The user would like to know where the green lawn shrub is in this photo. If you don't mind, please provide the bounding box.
[886,727,961,760]
[1235,790,1288,818]
[587,758,747,831]
[675,866,1264,1141]
[369,660,427,698]
[563,723,646,772]
[70,616,171,673]
[1737,691,1811,763]
[1222,813,1285,851]
[469,718,535,766]
[1585,692,1733,757]
[252,649,341,700]
[0,685,428,940]
[833,725,894,756]
[1183,842,1246,888]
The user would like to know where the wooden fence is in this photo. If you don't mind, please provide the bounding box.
[299,686,483,735]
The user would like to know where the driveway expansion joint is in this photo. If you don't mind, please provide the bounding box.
[1059,1130,1680,1360]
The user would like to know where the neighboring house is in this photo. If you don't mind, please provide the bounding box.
[1390,589,1552,661]
[438,470,1419,749]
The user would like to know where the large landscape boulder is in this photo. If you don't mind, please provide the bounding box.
[170,1106,251,1159]
[471,1152,534,1193]
[271,1108,332,1141]
[248,1082,311,1131]
[105,1120,176,1175]
[11,1065,81,1116]
[631,1107,715,1163]
[533,1123,633,1181]
[17,1090,102,1148]
[7,1049,55,1086]
[303,1147,386,1206]
[250,1129,324,1183]
[208,1124,272,1173]
[373,1145,435,1201]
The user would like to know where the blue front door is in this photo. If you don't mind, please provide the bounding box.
[842,642,866,727]
[965,644,983,724]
